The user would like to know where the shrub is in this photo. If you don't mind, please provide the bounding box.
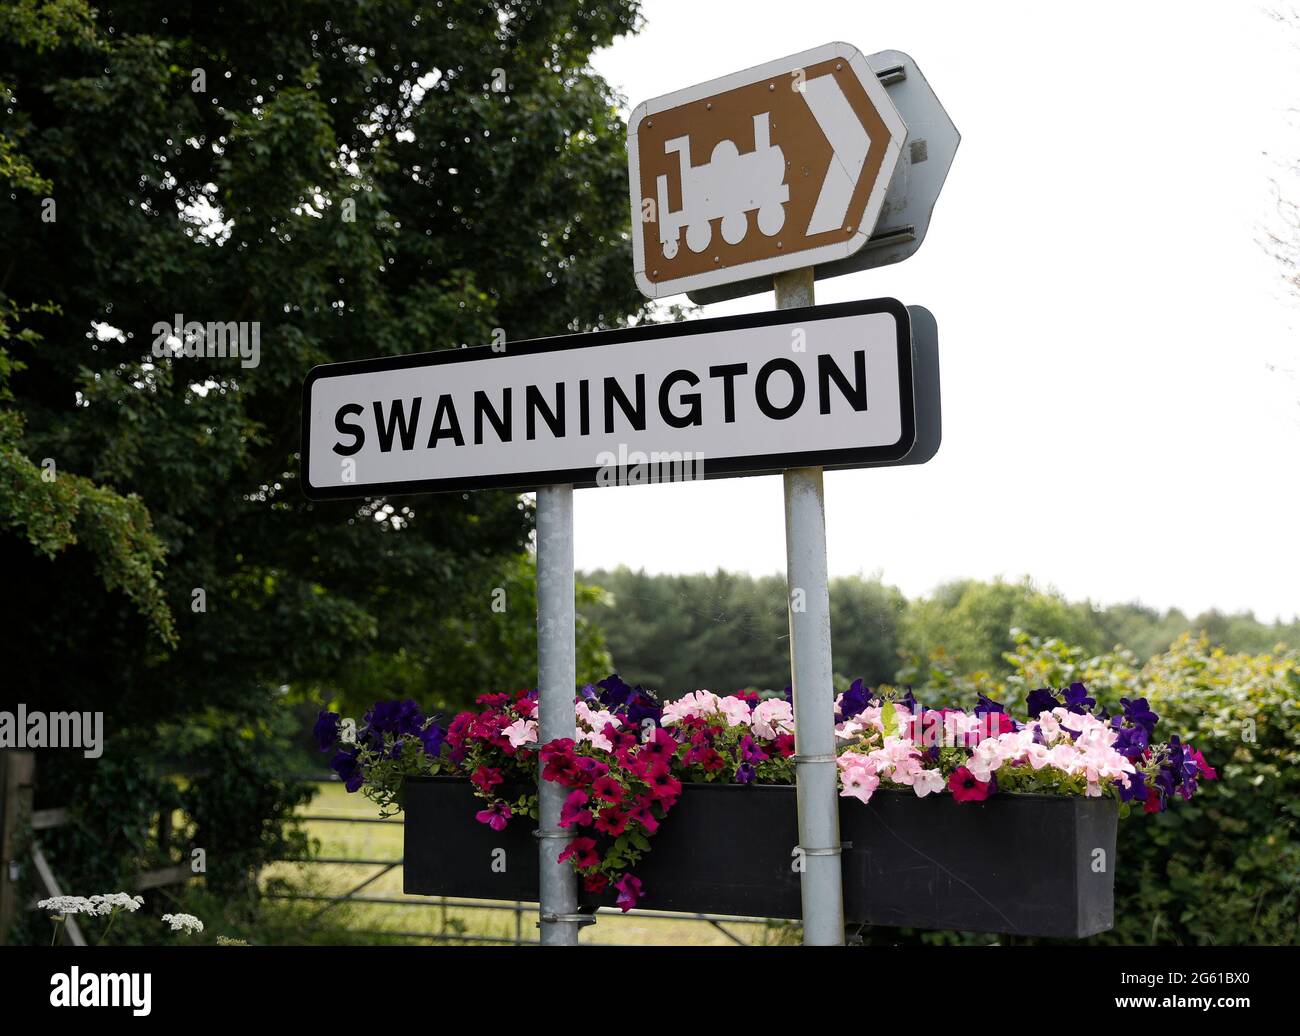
[883,632,1299,945]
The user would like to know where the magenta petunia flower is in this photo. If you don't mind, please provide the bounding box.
[595,807,630,836]
[637,727,679,772]
[540,739,582,785]
[475,800,512,832]
[557,837,599,869]
[591,774,625,805]
[559,789,593,828]
[470,765,503,794]
[571,755,608,785]
[647,771,682,804]
[948,766,994,803]
[614,873,643,912]
[627,799,660,834]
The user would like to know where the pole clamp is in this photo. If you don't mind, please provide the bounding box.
[532,828,573,841]
[538,912,597,928]
[792,753,837,764]
[799,841,853,856]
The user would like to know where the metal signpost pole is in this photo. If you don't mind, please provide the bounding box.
[775,267,846,946]
[535,484,581,945]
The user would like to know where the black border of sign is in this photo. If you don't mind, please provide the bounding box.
[299,297,915,500]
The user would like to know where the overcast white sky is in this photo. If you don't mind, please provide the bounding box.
[576,0,1300,621]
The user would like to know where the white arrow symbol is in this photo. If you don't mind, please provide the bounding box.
[802,73,871,236]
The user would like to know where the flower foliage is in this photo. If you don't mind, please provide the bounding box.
[317,673,1210,913]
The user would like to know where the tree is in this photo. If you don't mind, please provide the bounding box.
[331,553,614,719]
[1,0,644,711]
[898,578,1112,680]
[0,0,646,921]
[581,567,789,694]
[579,567,904,694]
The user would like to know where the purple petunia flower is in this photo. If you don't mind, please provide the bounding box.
[1164,736,1200,799]
[735,762,756,785]
[365,699,426,737]
[313,710,340,752]
[837,679,872,722]
[419,723,446,758]
[597,673,633,708]
[974,693,1005,718]
[1120,697,1159,734]
[1025,688,1060,718]
[1062,682,1096,715]
[330,747,364,793]
[1111,722,1149,761]
[624,688,663,728]
[1118,771,1149,803]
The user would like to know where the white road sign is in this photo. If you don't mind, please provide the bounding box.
[300,300,917,499]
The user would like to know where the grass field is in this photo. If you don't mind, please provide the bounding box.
[262,781,798,946]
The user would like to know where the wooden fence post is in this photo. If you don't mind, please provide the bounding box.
[0,751,37,944]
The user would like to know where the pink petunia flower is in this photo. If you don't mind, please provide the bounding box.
[839,763,879,804]
[912,768,945,798]
[502,718,537,748]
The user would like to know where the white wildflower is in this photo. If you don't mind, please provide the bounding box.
[161,912,204,935]
[37,896,95,917]
[87,893,144,915]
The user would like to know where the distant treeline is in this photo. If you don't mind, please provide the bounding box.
[577,568,1300,695]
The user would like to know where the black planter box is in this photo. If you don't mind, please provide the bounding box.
[402,776,1115,937]
[839,790,1116,938]
[402,777,540,902]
